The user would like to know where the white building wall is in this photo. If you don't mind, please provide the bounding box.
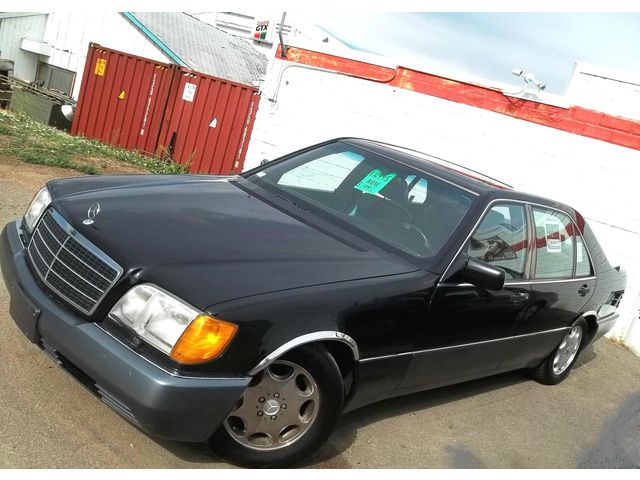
[42,12,170,99]
[0,13,170,100]
[246,59,640,353]
[0,13,47,81]
[567,62,640,121]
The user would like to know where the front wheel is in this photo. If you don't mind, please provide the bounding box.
[209,345,344,467]
[530,320,586,385]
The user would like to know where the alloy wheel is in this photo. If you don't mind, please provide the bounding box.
[223,360,320,450]
[552,326,582,375]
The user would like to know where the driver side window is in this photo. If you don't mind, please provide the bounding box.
[468,203,528,280]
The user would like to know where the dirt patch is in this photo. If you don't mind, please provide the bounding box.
[0,149,146,185]
[0,154,77,223]
[0,154,82,190]
[69,155,147,175]
[0,151,146,224]
[0,131,147,177]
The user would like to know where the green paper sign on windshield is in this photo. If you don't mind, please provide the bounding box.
[354,169,398,194]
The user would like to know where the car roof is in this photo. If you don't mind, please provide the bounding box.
[338,137,579,218]
[339,138,512,192]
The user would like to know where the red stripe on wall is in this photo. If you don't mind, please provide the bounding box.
[276,46,640,150]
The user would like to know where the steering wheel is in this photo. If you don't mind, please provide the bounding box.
[402,223,435,256]
[348,192,411,221]
[381,195,412,217]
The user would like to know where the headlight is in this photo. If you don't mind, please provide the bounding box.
[24,186,52,233]
[109,284,237,364]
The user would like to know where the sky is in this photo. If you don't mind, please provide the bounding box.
[310,12,640,94]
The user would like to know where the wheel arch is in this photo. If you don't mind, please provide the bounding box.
[577,310,599,346]
[247,331,360,399]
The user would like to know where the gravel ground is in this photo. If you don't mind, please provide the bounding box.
[0,155,639,468]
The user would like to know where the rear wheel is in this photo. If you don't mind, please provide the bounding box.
[209,345,344,467]
[531,320,586,385]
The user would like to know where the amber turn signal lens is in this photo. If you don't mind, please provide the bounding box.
[170,315,238,364]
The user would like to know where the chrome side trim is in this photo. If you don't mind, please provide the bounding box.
[440,198,596,284]
[526,276,597,285]
[358,351,412,363]
[248,331,360,376]
[440,276,597,288]
[359,326,570,363]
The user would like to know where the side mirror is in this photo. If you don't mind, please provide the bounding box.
[460,256,505,291]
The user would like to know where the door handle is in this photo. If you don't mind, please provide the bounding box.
[578,284,590,296]
[510,292,530,305]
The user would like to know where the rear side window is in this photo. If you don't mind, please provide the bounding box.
[468,203,528,280]
[575,235,593,277]
[532,208,575,279]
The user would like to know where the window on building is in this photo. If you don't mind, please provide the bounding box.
[36,63,75,96]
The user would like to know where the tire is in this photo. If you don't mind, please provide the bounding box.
[209,345,344,467]
[530,320,586,385]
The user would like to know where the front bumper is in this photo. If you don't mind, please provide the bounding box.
[0,220,250,442]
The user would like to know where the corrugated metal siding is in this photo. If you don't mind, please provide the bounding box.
[0,14,47,81]
[71,44,177,154]
[71,44,259,175]
[157,69,260,174]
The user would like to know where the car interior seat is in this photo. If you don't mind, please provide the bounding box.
[350,175,411,224]
[416,184,471,252]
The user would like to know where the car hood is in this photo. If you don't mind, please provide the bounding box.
[47,175,418,309]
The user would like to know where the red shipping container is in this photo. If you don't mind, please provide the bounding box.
[71,43,260,174]
[156,69,260,174]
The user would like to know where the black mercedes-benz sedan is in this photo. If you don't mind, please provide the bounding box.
[0,138,627,467]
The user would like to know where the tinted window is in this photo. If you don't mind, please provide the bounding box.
[249,142,476,259]
[533,208,574,279]
[575,235,593,277]
[278,151,364,192]
[468,203,528,279]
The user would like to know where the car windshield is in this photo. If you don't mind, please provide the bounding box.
[246,142,477,259]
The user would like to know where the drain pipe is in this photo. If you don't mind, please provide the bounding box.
[278,12,288,57]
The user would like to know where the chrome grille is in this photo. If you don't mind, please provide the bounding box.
[27,209,123,314]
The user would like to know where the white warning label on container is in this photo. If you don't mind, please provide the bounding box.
[182,82,197,102]
[209,117,218,128]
